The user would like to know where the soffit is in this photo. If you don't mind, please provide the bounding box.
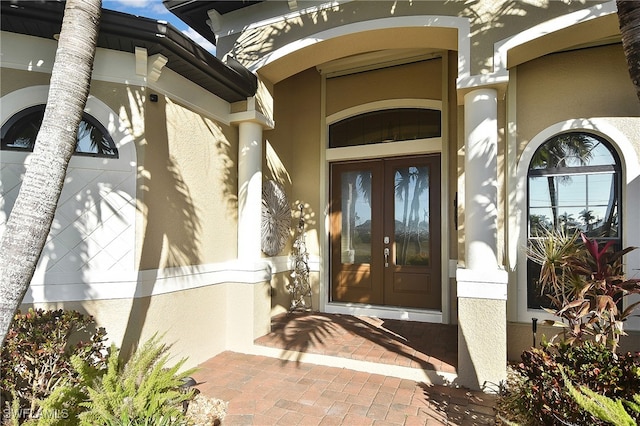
[1,0,257,103]
[163,0,263,46]
[258,26,457,85]
[317,48,444,78]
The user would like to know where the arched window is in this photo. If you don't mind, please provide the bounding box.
[1,105,118,158]
[329,108,441,148]
[526,132,622,308]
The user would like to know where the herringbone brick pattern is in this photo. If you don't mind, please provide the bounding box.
[192,313,497,425]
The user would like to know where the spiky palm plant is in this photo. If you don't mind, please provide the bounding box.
[527,228,640,350]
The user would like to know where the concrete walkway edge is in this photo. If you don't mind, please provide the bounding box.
[247,344,458,386]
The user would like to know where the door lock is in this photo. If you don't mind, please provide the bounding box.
[384,247,390,267]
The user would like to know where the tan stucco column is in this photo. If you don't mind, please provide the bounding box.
[456,88,507,391]
[228,100,274,348]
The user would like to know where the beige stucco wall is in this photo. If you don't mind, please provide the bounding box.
[457,297,506,389]
[325,58,442,116]
[507,322,640,361]
[513,44,640,313]
[1,66,240,271]
[507,43,640,350]
[516,44,640,155]
[23,280,271,368]
[0,71,136,135]
[139,95,239,269]
[0,71,135,131]
[264,66,322,245]
[270,270,320,315]
[23,284,227,368]
[0,68,51,95]
[262,67,322,308]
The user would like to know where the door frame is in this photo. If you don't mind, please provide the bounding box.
[329,156,442,309]
[319,99,450,324]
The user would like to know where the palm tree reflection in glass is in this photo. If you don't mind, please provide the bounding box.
[394,166,429,266]
[289,204,312,311]
[527,133,621,309]
[528,133,619,239]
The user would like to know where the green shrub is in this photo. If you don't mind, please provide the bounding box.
[496,341,640,425]
[74,334,196,425]
[0,309,107,424]
[561,366,639,426]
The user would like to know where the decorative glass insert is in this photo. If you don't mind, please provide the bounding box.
[329,108,441,148]
[340,170,372,264]
[394,165,430,266]
[527,132,621,309]
[1,105,118,158]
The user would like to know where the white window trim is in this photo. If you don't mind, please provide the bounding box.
[513,118,640,330]
[1,85,139,293]
[325,99,444,161]
[1,85,136,170]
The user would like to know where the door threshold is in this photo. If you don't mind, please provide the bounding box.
[324,302,443,323]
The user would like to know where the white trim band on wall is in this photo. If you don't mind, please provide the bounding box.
[456,268,508,300]
[23,260,274,304]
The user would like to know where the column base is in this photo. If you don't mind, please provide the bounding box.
[456,268,508,391]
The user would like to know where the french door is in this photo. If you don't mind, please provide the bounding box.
[329,155,441,310]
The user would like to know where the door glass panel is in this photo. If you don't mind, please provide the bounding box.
[341,170,372,264]
[394,166,429,266]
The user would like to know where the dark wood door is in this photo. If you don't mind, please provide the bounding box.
[330,155,441,309]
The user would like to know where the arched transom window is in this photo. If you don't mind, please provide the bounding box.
[527,131,622,308]
[1,104,118,158]
[329,108,441,148]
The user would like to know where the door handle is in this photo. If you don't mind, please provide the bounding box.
[384,248,390,267]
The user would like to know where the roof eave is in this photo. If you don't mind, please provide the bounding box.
[0,1,257,103]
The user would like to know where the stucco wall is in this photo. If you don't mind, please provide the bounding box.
[507,322,640,361]
[263,67,322,309]
[270,270,320,315]
[139,95,239,270]
[265,60,451,310]
[264,55,462,317]
[0,68,51,95]
[325,58,442,116]
[23,284,227,368]
[23,280,271,368]
[457,297,506,389]
[516,44,639,154]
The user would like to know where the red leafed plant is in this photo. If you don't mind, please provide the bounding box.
[528,228,640,352]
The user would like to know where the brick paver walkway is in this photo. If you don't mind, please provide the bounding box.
[192,313,497,425]
[255,312,457,374]
[194,352,496,425]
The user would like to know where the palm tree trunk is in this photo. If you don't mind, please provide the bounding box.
[547,176,559,229]
[409,171,424,256]
[617,1,640,103]
[0,0,102,347]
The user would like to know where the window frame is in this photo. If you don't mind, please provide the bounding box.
[328,107,442,149]
[525,131,623,310]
